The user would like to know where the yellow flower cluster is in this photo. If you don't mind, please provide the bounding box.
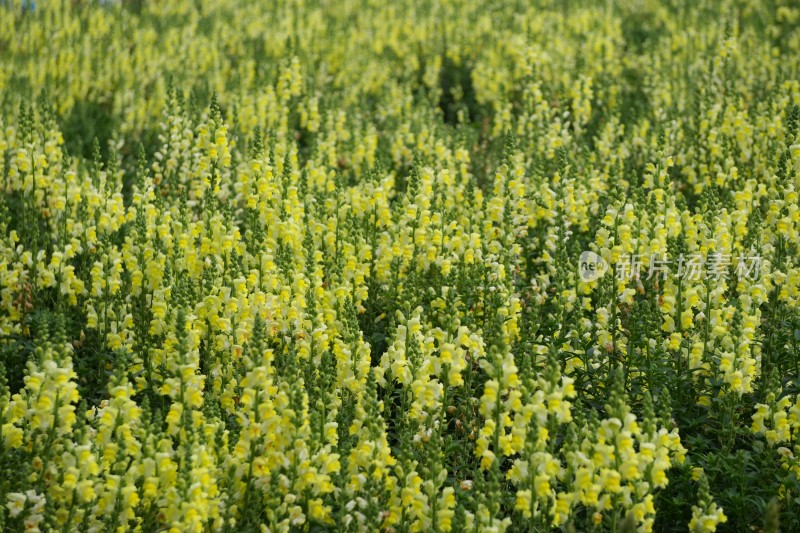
[1,0,799,530]
[689,474,728,533]
[752,390,800,478]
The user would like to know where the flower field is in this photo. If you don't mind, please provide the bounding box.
[1,0,800,531]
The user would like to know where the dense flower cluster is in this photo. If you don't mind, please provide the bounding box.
[1,0,800,531]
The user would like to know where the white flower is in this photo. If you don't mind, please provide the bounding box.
[6,492,26,518]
